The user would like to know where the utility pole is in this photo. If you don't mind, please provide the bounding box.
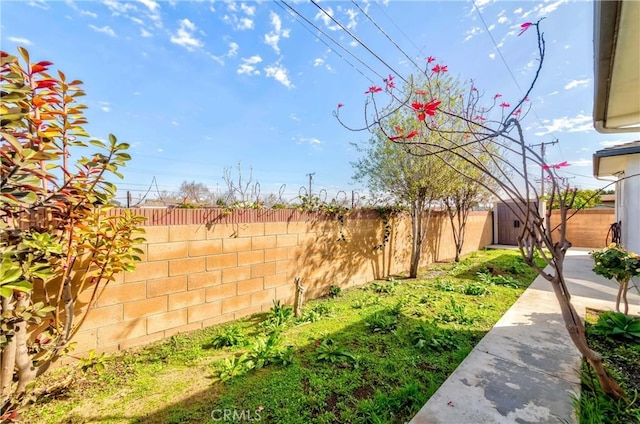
[306,172,315,198]
[531,138,558,199]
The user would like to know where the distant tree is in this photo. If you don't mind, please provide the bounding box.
[178,181,211,205]
[222,162,261,207]
[548,188,601,210]
[438,116,499,262]
[352,106,449,278]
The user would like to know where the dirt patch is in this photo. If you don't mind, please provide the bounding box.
[353,385,374,400]
[326,392,339,413]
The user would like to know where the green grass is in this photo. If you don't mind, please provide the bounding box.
[23,249,543,424]
[574,310,640,424]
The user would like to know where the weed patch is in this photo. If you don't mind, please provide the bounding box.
[22,249,542,423]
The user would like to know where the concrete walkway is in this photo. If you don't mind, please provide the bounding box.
[410,248,640,424]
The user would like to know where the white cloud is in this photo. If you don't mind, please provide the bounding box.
[535,114,593,136]
[137,0,159,12]
[80,10,97,18]
[157,148,164,153]
[548,90,559,96]
[265,63,293,88]
[343,8,358,30]
[570,159,592,167]
[89,24,116,37]
[464,26,482,41]
[314,7,341,31]
[240,3,255,16]
[514,7,523,14]
[290,113,300,121]
[222,4,255,32]
[497,16,508,24]
[474,0,494,12]
[599,140,632,148]
[223,14,254,31]
[564,79,590,90]
[238,17,254,30]
[141,28,152,37]
[227,41,239,57]
[297,137,321,145]
[538,0,567,16]
[99,101,110,112]
[27,0,49,9]
[264,12,290,54]
[488,53,496,60]
[522,0,567,19]
[488,24,495,31]
[520,59,537,73]
[103,0,135,15]
[313,58,324,67]
[7,37,33,46]
[237,55,262,76]
[130,17,144,25]
[170,19,203,50]
[171,120,179,126]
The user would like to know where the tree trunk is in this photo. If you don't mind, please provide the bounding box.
[409,200,426,278]
[550,271,625,399]
[1,295,17,404]
[616,279,629,315]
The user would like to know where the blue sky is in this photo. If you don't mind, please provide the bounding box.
[3,0,637,205]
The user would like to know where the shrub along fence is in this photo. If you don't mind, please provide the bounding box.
[66,208,493,359]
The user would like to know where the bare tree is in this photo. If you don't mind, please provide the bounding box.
[222,162,261,207]
[338,20,625,398]
[178,181,212,205]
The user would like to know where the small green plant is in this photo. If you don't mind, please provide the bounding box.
[476,271,521,289]
[328,285,342,298]
[365,311,398,333]
[210,325,247,349]
[78,350,107,375]
[351,299,366,309]
[260,300,293,332]
[388,302,404,317]
[590,311,640,340]
[435,278,456,292]
[248,332,282,369]
[462,282,490,296]
[370,280,398,295]
[410,322,460,352]
[298,303,333,323]
[215,353,251,382]
[315,339,357,367]
[437,298,475,324]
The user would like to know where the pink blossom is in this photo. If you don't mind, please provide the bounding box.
[518,22,533,37]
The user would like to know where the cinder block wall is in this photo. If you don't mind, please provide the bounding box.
[70,209,493,357]
[549,209,615,248]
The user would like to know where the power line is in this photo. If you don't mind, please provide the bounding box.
[350,0,424,74]
[309,0,408,84]
[277,0,380,83]
[372,1,425,57]
[473,2,566,161]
